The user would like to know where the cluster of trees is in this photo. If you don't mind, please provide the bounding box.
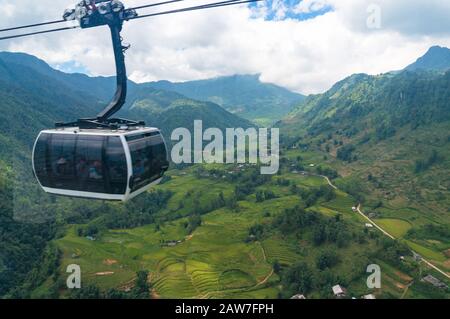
[252,206,355,250]
[75,190,173,238]
[246,224,265,242]
[275,178,291,187]
[279,262,315,298]
[0,170,60,298]
[336,178,366,204]
[316,250,340,270]
[255,190,277,203]
[311,215,352,247]
[233,168,272,201]
[375,122,397,141]
[185,214,202,234]
[4,244,61,299]
[336,144,356,162]
[371,239,412,273]
[316,166,338,179]
[188,191,233,213]
[71,270,150,299]
[414,150,442,173]
[406,224,450,243]
[297,185,336,208]
[278,254,347,299]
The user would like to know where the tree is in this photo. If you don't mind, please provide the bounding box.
[313,225,327,245]
[186,214,202,234]
[281,262,314,296]
[316,250,340,270]
[72,285,101,299]
[131,270,150,298]
[256,190,265,203]
[337,144,355,162]
[273,260,282,274]
[105,288,127,299]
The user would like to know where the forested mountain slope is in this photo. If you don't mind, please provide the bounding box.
[146,74,305,125]
[280,49,450,269]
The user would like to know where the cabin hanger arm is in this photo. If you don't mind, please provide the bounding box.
[96,21,128,121]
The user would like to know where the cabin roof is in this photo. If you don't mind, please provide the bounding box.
[41,126,160,136]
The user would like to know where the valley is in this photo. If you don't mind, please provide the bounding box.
[1,47,450,299]
[31,157,450,299]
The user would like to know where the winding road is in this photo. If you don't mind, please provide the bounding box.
[314,173,450,281]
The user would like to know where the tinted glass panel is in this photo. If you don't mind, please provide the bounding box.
[128,135,167,192]
[75,136,106,193]
[104,137,127,194]
[34,133,128,195]
[49,134,77,190]
[33,133,51,187]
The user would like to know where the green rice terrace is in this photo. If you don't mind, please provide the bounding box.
[31,151,450,299]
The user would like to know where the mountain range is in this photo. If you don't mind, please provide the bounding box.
[281,46,450,226]
[405,46,450,72]
[146,75,305,125]
[1,45,450,298]
[0,52,259,157]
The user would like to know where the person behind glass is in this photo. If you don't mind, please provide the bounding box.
[56,156,68,176]
[89,160,103,180]
[133,159,145,176]
[76,157,89,187]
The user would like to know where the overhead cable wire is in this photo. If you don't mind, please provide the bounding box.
[0,19,66,33]
[0,0,262,41]
[0,26,79,41]
[128,0,262,20]
[129,0,186,10]
[0,0,187,33]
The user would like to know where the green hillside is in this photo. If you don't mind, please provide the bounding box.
[405,46,450,72]
[36,163,448,299]
[0,52,251,297]
[0,50,449,299]
[123,88,252,138]
[280,49,450,276]
[146,75,305,125]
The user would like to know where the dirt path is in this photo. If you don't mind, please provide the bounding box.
[254,242,273,287]
[400,281,414,299]
[255,269,274,287]
[320,175,338,190]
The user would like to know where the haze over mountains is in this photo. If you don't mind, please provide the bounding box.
[0,52,255,155]
[405,46,450,72]
[0,52,303,135]
[146,75,305,125]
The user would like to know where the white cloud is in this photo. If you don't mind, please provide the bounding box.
[294,0,330,14]
[1,0,450,94]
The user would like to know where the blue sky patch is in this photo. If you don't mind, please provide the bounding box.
[53,60,90,75]
[249,0,333,21]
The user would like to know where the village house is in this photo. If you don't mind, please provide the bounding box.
[332,285,347,298]
[368,212,378,219]
[290,294,306,299]
[413,252,422,262]
[421,275,449,290]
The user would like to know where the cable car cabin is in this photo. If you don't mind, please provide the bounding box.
[32,127,169,201]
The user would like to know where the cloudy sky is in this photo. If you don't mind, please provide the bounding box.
[1,0,450,94]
